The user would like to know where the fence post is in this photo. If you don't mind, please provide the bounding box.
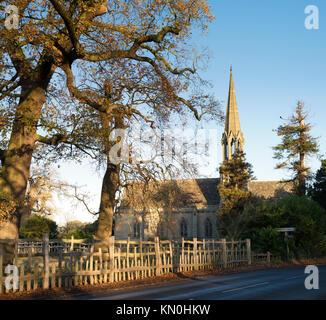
[98,247,102,284]
[181,237,185,272]
[221,239,227,268]
[70,235,74,251]
[267,251,271,265]
[140,237,143,277]
[193,238,198,271]
[155,236,161,276]
[202,239,206,267]
[246,239,252,265]
[126,237,130,280]
[231,239,235,262]
[168,240,173,273]
[109,236,115,282]
[28,247,33,270]
[58,247,63,272]
[43,233,50,289]
[14,236,18,266]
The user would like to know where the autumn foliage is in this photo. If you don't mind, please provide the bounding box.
[0,1,218,249]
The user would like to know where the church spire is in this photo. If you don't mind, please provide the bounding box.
[222,67,244,162]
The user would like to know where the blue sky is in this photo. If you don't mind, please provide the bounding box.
[53,1,326,225]
[201,0,326,177]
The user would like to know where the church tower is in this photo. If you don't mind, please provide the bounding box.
[221,66,244,162]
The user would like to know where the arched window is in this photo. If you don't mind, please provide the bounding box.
[224,144,228,160]
[180,218,187,238]
[205,218,213,238]
[133,221,141,238]
[231,139,236,155]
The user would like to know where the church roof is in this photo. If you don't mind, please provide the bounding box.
[120,178,221,211]
[248,181,294,201]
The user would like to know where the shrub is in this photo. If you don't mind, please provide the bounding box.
[19,215,58,239]
[245,195,326,258]
[251,226,284,256]
[61,221,98,240]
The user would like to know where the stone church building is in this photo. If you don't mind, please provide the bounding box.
[114,68,293,240]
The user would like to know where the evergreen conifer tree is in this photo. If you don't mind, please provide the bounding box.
[217,150,255,239]
[273,101,319,196]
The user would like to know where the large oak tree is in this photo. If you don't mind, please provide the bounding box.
[0,0,218,252]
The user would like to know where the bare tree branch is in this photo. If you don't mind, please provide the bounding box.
[73,186,99,216]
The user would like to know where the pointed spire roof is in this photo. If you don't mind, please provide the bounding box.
[225,66,241,135]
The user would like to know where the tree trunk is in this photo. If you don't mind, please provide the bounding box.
[94,160,120,250]
[0,84,49,264]
[20,203,32,227]
[94,112,124,250]
[298,151,306,196]
[0,86,47,212]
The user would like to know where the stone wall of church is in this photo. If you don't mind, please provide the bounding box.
[197,211,218,239]
[114,213,144,240]
[114,208,218,240]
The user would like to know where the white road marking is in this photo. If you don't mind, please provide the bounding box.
[285,276,302,280]
[222,282,269,293]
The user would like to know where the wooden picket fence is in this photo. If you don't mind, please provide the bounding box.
[252,252,280,264]
[17,236,91,255]
[0,235,253,294]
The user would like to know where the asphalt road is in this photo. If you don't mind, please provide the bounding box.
[79,265,326,300]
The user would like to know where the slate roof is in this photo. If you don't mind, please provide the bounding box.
[120,178,295,212]
[248,181,294,201]
[120,178,221,211]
